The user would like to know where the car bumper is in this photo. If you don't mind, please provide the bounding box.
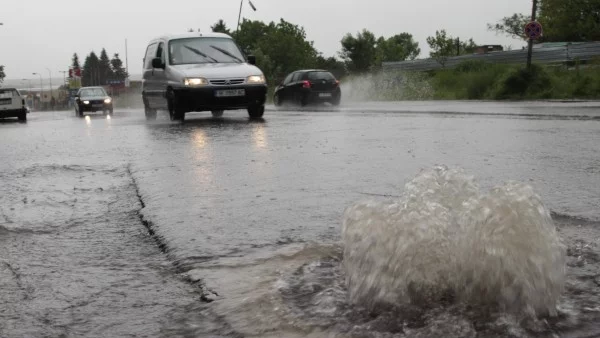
[175,85,267,111]
[0,108,26,118]
[306,88,341,102]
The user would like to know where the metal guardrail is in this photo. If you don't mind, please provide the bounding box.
[383,42,600,72]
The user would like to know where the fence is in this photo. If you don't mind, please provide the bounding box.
[382,42,600,72]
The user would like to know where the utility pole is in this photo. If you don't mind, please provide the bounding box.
[237,0,244,32]
[526,0,539,71]
[125,39,129,77]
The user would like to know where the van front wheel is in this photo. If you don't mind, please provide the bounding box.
[167,90,185,121]
[248,105,264,119]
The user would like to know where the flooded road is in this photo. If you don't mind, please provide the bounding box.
[1,102,599,337]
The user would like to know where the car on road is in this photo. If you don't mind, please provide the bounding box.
[273,70,341,107]
[142,32,267,121]
[0,87,28,121]
[75,86,113,117]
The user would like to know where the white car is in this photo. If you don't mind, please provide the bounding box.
[0,87,28,121]
[142,32,267,121]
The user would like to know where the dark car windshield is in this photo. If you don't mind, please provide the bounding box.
[80,88,107,97]
[169,37,245,65]
[307,71,336,81]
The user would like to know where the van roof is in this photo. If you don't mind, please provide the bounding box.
[151,32,233,43]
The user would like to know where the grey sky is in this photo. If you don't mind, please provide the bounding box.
[1,0,530,81]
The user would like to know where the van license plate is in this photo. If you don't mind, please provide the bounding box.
[215,89,245,97]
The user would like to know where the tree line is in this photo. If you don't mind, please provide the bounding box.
[70,50,128,87]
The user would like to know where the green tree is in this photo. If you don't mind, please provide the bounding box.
[254,19,319,83]
[233,19,272,54]
[82,51,100,86]
[539,0,600,41]
[426,30,477,66]
[98,48,113,85]
[211,19,231,35]
[0,65,5,83]
[487,13,530,40]
[339,29,378,73]
[377,33,421,62]
[110,53,128,81]
[315,55,347,79]
[72,53,81,68]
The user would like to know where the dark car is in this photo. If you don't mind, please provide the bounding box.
[273,70,341,107]
[74,86,113,117]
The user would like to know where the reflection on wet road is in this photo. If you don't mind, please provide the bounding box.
[1,102,599,337]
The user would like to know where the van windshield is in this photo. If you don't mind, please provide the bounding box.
[169,37,246,65]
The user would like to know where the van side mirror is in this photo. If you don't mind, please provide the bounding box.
[152,57,164,69]
[247,55,256,65]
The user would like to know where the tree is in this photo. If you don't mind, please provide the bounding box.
[233,19,272,54]
[339,29,378,73]
[253,19,319,83]
[377,33,421,62]
[489,0,600,42]
[0,65,5,83]
[426,30,477,66]
[211,19,231,34]
[488,13,529,40]
[82,51,100,86]
[72,53,81,69]
[315,55,347,79]
[110,53,128,81]
[538,0,600,41]
[98,48,113,85]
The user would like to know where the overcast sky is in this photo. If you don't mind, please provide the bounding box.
[1,0,530,81]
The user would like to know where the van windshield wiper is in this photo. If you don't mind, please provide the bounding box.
[183,45,218,63]
[210,45,243,63]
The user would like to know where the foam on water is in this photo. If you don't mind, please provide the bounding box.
[342,165,566,317]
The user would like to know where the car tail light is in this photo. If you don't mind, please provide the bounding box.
[334,80,340,86]
[302,80,311,88]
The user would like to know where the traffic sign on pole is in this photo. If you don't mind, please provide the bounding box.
[525,21,543,40]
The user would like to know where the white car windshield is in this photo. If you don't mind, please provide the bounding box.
[169,37,245,65]
[80,88,106,97]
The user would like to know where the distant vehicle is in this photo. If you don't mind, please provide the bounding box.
[142,32,267,121]
[273,70,341,107]
[0,87,28,121]
[74,86,113,117]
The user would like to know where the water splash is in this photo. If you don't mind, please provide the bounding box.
[342,165,566,317]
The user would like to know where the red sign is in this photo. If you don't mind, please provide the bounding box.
[525,21,543,40]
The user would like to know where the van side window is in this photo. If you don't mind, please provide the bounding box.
[144,43,158,69]
[157,42,165,63]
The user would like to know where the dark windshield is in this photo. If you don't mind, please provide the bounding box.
[169,37,245,65]
[80,88,107,97]
[307,72,336,81]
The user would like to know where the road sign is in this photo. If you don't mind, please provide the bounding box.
[525,21,543,40]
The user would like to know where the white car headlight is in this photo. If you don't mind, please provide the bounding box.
[83,100,90,104]
[247,75,266,84]
[184,78,208,86]
[104,98,112,104]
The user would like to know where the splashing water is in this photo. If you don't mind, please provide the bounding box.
[342,165,566,317]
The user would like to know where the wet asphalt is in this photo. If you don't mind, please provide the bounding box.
[0,101,599,337]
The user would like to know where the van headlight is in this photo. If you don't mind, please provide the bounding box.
[184,77,208,86]
[104,98,112,104]
[246,75,266,84]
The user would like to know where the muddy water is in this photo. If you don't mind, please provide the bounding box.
[0,104,599,337]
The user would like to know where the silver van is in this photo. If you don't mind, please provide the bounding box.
[142,32,267,121]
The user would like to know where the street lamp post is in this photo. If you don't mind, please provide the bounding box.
[32,72,43,110]
[45,68,53,101]
[237,0,257,32]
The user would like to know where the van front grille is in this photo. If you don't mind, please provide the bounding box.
[209,78,245,86]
